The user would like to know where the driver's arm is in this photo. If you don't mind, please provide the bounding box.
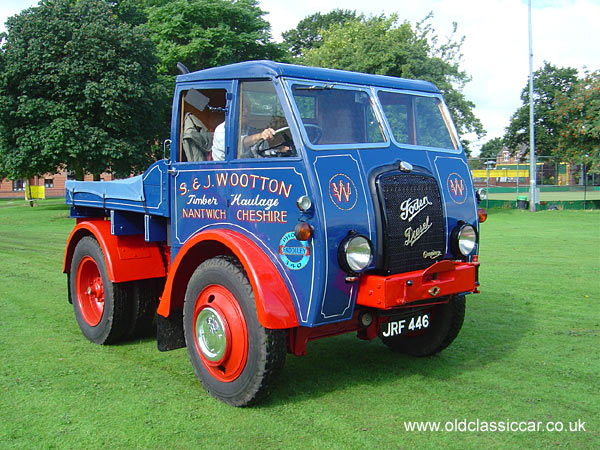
[243,128,275,149]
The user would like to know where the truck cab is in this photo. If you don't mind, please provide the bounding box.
[64,61,482,406]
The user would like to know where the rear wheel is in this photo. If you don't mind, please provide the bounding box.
[379,295,466,357]
[183,256,286,406]
[69,236,131,344]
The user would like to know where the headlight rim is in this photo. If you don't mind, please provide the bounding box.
[451,223,478,257]
[338,233,374,274]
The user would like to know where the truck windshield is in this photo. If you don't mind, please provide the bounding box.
[291,84,385,147]
[377,91,458,150]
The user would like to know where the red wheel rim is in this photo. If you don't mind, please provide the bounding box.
[193,285,248,382]
[76,256,105,326]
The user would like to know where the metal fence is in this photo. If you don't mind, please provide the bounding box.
[468,157,600,209]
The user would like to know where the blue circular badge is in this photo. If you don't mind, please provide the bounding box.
[279,232,310,270]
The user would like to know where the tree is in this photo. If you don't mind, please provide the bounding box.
[551,71,600,173]
[504,62,578,157]
[282,9,358,57]
[111,0,149,27]
[0,0,163,180]
[479,137,504,161]
[298,14,484,150]
[143,0,284,76]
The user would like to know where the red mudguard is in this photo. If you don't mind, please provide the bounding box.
[63,218,166,282]
[157,229,299,330]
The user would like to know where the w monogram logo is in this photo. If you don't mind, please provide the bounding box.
[447,173,467,204]
[328,173,357,210]
[331,180,353,203]
[449,178,464,197]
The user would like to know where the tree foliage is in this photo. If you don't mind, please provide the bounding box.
[144,0,284,76]
[504,62,578,157]
[551,71,600,172]
[294,14,484,149]
[479,137,504,161]
[110,0,150,26]
[282,9,358,57]
[0,0,162,180]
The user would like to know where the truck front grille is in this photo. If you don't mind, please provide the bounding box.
[376,172,445,274]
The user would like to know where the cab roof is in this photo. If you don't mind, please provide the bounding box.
[176,60,440,93]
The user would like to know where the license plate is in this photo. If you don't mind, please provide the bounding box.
[381,313,430,337]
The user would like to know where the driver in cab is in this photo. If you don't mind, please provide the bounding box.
[211,96,291,161]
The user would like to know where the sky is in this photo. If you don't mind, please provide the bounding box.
[1,0,599,154]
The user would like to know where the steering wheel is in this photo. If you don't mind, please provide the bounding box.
[256,127,296,157]
[303,123,323,144]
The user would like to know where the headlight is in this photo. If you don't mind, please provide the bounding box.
[452,224,477,257]
[296,195,312,212]
[338,234,374,273]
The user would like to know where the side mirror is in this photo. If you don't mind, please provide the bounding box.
[163,139,171,160]
[476,188,487,203]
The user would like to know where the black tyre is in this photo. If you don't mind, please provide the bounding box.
[380,295,466,357]
[126,278,162,339]
[69,236,131,344]
[183,256,286,406]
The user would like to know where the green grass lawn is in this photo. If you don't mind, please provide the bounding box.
[1,199,598,449]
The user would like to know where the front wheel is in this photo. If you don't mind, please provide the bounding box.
[379,295,466,357]
[183,257,286,406]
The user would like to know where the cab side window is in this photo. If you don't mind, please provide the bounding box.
[179,88,227,162]
[377,91,458,150]
[237,81,295,159]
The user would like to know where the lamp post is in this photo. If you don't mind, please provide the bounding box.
[484,160,496,209]
[516,153,520,194]
[528,0,537,211]
[583,154,589,210]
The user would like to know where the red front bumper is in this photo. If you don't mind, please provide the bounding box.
[356,260,479,309]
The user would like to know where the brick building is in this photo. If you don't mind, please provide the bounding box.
[0,169,115,199]
[496,147,526,165]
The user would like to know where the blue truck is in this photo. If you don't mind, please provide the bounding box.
[64,60,484,406]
